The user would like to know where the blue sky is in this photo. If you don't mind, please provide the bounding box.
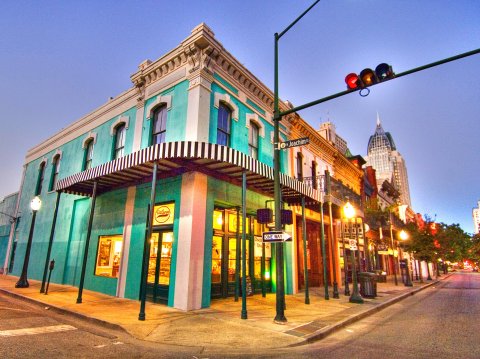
[1,1,479,233]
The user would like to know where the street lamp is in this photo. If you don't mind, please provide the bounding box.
[15,196,42,288]
[343,201,363,304]
[398,230,413,287]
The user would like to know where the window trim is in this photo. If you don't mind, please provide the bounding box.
[217,102,232,146]
[113,123,126,160]
[49,152,62,192]
[150,105,168,145]
[248,121,259,159]
[35,159,47,196]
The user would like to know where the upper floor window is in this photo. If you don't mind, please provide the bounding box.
[152,105,167,145]
[84,139,94,170]
[249,122,259,159]
[217,103,231,146]
[49,155,60,191]
[113,124,126,159]
[35,162,46,195]
[296,152,303,181]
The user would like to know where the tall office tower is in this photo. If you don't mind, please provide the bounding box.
[365,114,412,207]
[473,201,480,234]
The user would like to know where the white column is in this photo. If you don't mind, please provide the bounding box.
[185,70,212,142]
[132,103,145,152]
[117,186,136,297]
[174,172,208,310]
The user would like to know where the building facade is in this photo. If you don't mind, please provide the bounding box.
[473,201,480,234]
[7,24,363,312]
[365,115,411,208]
[0,192,18,274]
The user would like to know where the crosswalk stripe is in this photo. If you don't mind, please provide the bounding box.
[0,324,77,337]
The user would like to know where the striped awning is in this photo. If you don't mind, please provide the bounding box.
[56,141,322,204]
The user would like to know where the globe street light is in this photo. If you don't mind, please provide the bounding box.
[399,230,413,286]
[15,196,42,288]
[343,201,363,304]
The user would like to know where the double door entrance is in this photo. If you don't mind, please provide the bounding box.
[146,230,173,304]
[211,208,272,299]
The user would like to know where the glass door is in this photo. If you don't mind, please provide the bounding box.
[146,230,173,304]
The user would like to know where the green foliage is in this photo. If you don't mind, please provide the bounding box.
[401,220,472,264]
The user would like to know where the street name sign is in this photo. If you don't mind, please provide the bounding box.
[276,137,310,150]
[349,239,358,251]
[262,231,292,243]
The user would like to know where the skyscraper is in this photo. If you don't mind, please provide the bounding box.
[365,114,412,207]
[473,201,480,234]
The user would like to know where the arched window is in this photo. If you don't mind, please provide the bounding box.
[113,123,126,159]
[296,152,303,181]
[35,162,46,195]
[217,103,231,146]
[84,139,94,170]
[151,105,167,145]
[249,122,259,159]
[49,155,60,191]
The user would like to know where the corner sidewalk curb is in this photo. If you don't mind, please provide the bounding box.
[0,288,128,335]
[295,277,447,346]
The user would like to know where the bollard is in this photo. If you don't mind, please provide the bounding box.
[45,259,55,295]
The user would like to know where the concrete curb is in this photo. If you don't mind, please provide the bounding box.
[297,279,442,346]
[0,288,128,334]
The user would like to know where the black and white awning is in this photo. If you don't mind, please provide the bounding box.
[56,141,322,204]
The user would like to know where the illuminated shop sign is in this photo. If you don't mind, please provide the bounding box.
[153,203,175,226]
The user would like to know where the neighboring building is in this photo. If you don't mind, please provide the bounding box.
[318,121,348,156]
[365,114,411,207]
[287,112,364,290]
[0,192,18,274]
[7,24,364,312]
[473,201,480,234]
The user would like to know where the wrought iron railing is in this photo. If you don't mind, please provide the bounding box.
[298,175,362,210]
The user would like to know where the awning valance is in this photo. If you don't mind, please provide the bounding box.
[56,141,322,204]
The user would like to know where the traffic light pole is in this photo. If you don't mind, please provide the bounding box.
[272,0,478,324]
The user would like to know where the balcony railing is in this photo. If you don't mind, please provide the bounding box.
[298,175,362,210]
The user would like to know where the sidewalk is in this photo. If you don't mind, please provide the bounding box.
[0,274,442,353]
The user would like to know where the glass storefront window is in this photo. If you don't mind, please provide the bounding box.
[212,235,222,283]
[95,235,123,278]
[228,213,250,234]
[213,210,224,230]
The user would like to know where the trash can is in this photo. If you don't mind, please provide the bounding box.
[359,272,377,298]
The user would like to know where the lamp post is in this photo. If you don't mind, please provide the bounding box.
[15,196,42,288]
[343,201,363,304]
[389,211,398,286]
[399,230,413,286]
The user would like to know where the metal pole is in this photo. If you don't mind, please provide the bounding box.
[235,207,240,302]
[325,172,339,298]
[76,180,98,303]
[138,162,158,320]
[320,200,329,300]
[15,209,38,288]
[341,218,350,296]
[301,196,309,304]
[273,32,286,324]
[389,212,398,286]
[349,217,363,303]
[40,192,61,293]
[241,171,248,319]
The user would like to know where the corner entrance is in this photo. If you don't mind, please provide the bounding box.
[146,230,173,304]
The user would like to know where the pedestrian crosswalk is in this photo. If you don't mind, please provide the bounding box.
[0,324,77,337]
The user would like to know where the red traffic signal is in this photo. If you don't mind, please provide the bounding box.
[345,63,394,90]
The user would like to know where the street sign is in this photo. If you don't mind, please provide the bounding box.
[349,239,358,251]
[262,231,292,243]
[276,137,310,150]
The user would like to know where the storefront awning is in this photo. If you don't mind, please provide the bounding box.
[56,141,322,204]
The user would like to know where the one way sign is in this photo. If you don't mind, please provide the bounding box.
[262,231,292,243]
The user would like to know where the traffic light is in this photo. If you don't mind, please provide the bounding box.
[345,63,394,90]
